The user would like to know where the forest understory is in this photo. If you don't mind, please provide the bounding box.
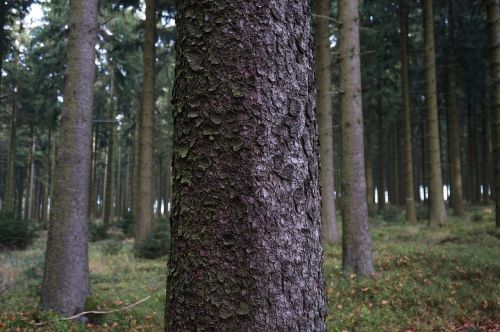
[0,206,498,332]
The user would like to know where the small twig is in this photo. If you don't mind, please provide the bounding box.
[312,14,342,24]
[34,295,151,326]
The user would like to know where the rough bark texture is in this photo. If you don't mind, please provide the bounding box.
[135,0,156,247]
[423,0,447,227]
[399,0,417,222]
[41,0,98,315]
[487,0,500,228]
[313,0,339,244]
[339,0,374,277]
[165,1,326,330]
[446,0,465,216]
[103,70,117,226]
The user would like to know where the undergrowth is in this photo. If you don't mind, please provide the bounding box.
[0,207,498,331]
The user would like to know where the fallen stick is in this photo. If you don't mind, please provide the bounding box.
[34,295,151,326]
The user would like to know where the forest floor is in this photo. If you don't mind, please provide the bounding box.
[0,207,499,331]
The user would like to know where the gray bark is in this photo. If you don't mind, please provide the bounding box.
[41,0,99,315]
[165,1,326,330]
[339,0,374,277]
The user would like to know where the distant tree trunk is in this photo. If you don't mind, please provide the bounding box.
[135,0,156,247]
[103,70,117,226]
[89,125,98,221]
[377,107,385,211]
[339,0,374,277]
[423,0,447,227]
[41,129,52,227]
[365,123,376,214]
[446,0,465,216]
[166,1,327,329]
[24,126,36,220]
[0,0,5,90]
[41,0,99,315]
[467,100,480,203]
[5,91,17,213]
[400,0,417,222]
[487,0,500,228]
[313,0,339,244]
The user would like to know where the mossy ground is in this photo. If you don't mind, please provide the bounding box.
[0,207,498,331]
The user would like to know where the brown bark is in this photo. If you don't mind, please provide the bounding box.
[446,0,465,216]
[486,0,500,227]
[313,0,339,244]
[41,0,99,315]
[24,126,36,220]
[103,69,117,226]
[339,0,374,276]
[135,0,156,247]
[423,0,447,227]
[400,0,417,221]
[365,123,376,214]
[166,1,326,330]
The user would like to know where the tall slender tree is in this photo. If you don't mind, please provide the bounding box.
[103,68,117,226]
[423,0,447,227]
[313,0,339,244]
[166,1,326,330]
[339,0,374,276]
[399,0,417,222]
[135,0,156,247]
[446,0,464,216]
[41,0,99,315]
[486,0,500,228]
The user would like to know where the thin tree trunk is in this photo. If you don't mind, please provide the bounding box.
[103,69,117,226]
[313,0,339,244]
[487,0,500,227]
[339,0,374,277]
[400,0,417,221]
[365,123,376,214]
[5,80,18,213]
[377,107,385,211]
[423,0,447,226]
[41,0,99,315]
[166,1,326,329]
[25,127,36,220]
[135,0,156,247]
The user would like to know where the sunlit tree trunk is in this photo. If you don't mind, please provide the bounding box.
[339,0,374,277]
[41,0,99,315]
[166,1,326,329]
[135,0,156,247]
[487,0,500,228]
[313,0,339,243]
[400,0,417,222]
[423,0,447,226]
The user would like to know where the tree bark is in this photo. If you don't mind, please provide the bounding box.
[339,0,374,277]
[365,122,376,214]
[423,0,447,227]
[41,0,98,315]
[135,0,156,247]
[377,107,385,211]
[486,0,500,228]
[446,0,464,216]
[5,89,17,213]
[165,1,326,330]
[400,0,417,222]
[103,69,117,226]
[313,0,339,244]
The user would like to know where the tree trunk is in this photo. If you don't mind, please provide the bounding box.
[487,0,500,228]
[135,0,156,247]
[103,69,117,226]
[5,90,17,213]
[25,127,36,220]
[446,0,465,216]
[365,123,376,214]
[165,1,326,330]
[41,0,99,315]
[313,0,339,244]
[400,0,417,222]
[339,0,374,277]
[423,0,447,227]
[377,107,385,211]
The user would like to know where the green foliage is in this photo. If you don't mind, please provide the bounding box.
[0,211,38,250]
[416,206,428,221]
[134,219,170,259]
[88,222,109,242]
[101,239,124,256]
[380,205,404,223]
[114,212,134,238]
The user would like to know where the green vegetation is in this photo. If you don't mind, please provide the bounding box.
[1,209,498,331]
[0,211,38,250]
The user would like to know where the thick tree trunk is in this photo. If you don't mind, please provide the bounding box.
[41,0,98,315]
[135,0,156,247]
[166,1,326,330]
[339,0,374,277]
[400,0,417,222]
[313,0,339,244]
[423,0,447,227]
[486,0,500,228]
[446,0,464,216]
[103,70,117,226]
